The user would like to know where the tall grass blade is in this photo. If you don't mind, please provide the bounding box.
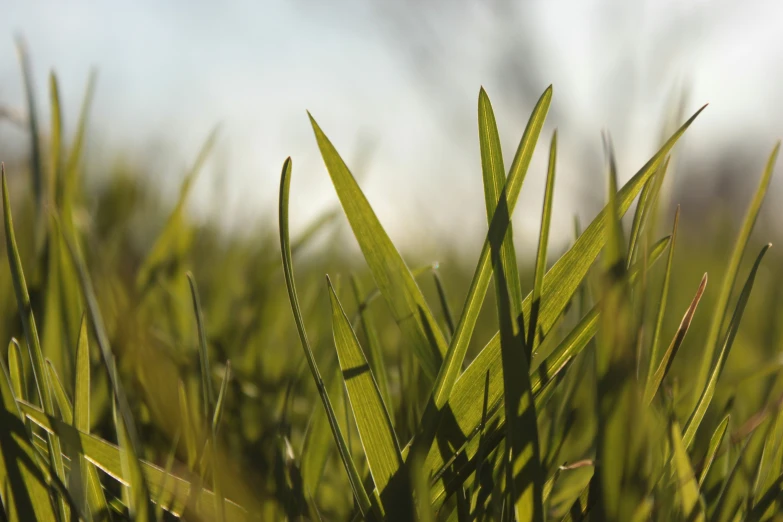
[683,244,771,448]
[327,276,404,510]
[0,353,58,521]
[136,127,220,292]
[694,143,780,406]
[7,340,26,402]
[645,272,708,405]
[529,130,557,351]
[670,420,706,521]
[644,206,680,392]
[278,157,373,517]
[478,87,526,353]
[187,272,216,424]
[2,167,69,521]
[350,275,392,412]
[309,114,447,379]
[698,414,730,488]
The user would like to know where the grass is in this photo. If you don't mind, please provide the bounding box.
[0,42,783,521]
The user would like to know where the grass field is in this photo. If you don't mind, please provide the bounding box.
[1,42,783,521]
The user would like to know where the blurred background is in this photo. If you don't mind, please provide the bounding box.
[0,1,782,519]
[1,0,782,253]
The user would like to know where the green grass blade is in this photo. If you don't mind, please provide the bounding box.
[136,127,220,292]
[7,339,26,401]
[529,130,557,351]
[113,389,153,521]
[15,37,45,246]
[278,157,373,517]
[698,414,730,488]
[2,167,69,521]
[45,360,72,425]
[73,316,109,521]
[491,194,543,522]
[0,352,58,522]
[683,243,771,448]
[18,401,249,520]
[670,420,706,522]
[694,142,780,406]
[478,87,526,349]
[350,275,393,412]
[49,72,63,205]
[309,114,447,379]
[187,272,216,424]
[212,361,231,438]
[644,272,708,405]
[423,234,670,510]
[645,206,680,393]
[64,69,97,198]
[431,268,456,338]
[327,276,404,506]
[431,86,552,410]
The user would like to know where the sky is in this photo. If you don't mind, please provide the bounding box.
[0,0,781,255]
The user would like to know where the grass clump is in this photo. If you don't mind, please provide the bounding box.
[0,42,782,521]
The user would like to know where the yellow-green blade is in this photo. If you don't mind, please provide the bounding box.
[7,339,26,402]
[187,272,216,425]
[694,142,780,407]
[529,130,557,351]
[309,114,447,379]
[2,167,69,521]
[671,420,706,522]
[278,157,373,517]
[18,401,250,520]
[136,127,220,292]
[327,277,404,508]
[350,274,392,413]
[478,87,526,352]
[431,86,552,409]
[0,350,58,521]
[645,272,708,405]
[683,244,771,448]
[698,414,730,488]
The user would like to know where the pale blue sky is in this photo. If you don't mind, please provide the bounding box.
[1,0,781,253]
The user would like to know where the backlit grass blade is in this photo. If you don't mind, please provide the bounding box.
[431,86,552,410]
[492,193,543,522]
[752,406,783,514]
[187,272,216,424]
[15,37,45,247]
[8,339,26,401]
[18,401,249,520]
[212,361,231,437]
[57,201,156,519]
[529,130,557,351]
[278,157,373,517]
[644,205,680,393]
[73,316,110,521]
[0,353,58,521]
[114,385,154,521]
[64,69,97,199]
[425,105,706,464]
[694,143,780,406]
[2,167,69,521]
[350,274,392,411]
[45,360,72,424]
[478,87,526,351]
[327,276,404,507]
[592,139,649,521]
[670,420,706,522]
[431,268,456,338]
[698,414,730,488]
[309,114,447,379]
[423,235,670,510]
[683,244,771,448]
[136,127,220,292]
[644,272,708,405]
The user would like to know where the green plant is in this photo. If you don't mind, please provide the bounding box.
[0,40,782,522]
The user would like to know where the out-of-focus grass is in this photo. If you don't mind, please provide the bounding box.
[1,42,783,521]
